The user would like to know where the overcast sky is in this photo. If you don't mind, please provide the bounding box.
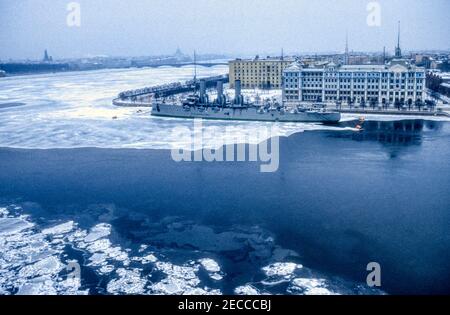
[0,0,449,60]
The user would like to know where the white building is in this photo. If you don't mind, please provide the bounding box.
[283,23,426,107]
[283,59,426,106]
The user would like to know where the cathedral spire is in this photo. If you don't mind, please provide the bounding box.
[395,21,402,58]
[344,31,349,65]
[43,49,50,62]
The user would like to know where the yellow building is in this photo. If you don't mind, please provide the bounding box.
[229,57,294,89]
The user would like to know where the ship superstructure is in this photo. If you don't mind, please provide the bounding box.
[151,79,341,123]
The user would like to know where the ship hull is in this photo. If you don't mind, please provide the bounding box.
[152,104,341,123]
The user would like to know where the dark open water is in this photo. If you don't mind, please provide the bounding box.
[0,119,449,295]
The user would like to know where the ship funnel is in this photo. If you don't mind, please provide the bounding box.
[234,80,242,105]
[216,80,224,105]
[199,80,207,103]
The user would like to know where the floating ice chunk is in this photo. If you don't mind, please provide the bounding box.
[149,261,220,295]
[99,265,115,275]
[131,254,157,264]
[138,245,149,253]
[305,287,337,295]
[86,239,112,253]
[67,229,88,244]
[18,256,63,279]
[184,287,222,295]
[288,278,338,295]
[156,262,199,281]
[17,283,44,295]
[88,253,108,266]
[84,223,111,243]
[0,218,34,235]
[16,276,58,295]
[106,268,146,295]
[57,276,88,296]
[209,273,223,281]
[150,276,222,295]
[0,207,9,217]
[261,262,303,286]
[42,221,75,235]
[141,254,158,264]
[292,278,325,288]
[150,277,192,295]
[199,258,224,281]
[234,285,260,295]
[262,262,302,277]
[199,258,221,273]
[106,246,129,262]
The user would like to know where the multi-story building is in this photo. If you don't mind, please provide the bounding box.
[229,56,294,89]
[283,60,425,106]
[284,25,426,106]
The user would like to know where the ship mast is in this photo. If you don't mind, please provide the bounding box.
[194,50,197,81]
[194,50,198,95]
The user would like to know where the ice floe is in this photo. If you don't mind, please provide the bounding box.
[0,218,34,236]
[234,285,260,295]
[132,253,158,264]
[42,221,75,235]
[287,278,338,295]
[199,258,224,281]
[0,206,86,295]
[0,207,8,216]
[261,262,303,286]
[107,268,147,295]
[262,262,302,277]
[84,223,111,242]
[18,256,63,279]
[0,204,385,295]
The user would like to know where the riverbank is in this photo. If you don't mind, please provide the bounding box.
[336,108,450,117]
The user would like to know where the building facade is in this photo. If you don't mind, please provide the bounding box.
[229,57,294,89]
[283,59,426,106]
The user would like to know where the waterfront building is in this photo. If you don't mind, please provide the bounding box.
[283,60,425,105]
[229,55,294,89]
[283,24,426,106]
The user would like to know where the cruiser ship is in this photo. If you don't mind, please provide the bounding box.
[151,79,341,123]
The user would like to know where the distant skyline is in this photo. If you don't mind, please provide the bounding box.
[0,0,449,60]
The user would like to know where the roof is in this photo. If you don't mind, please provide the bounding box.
[284,62,302,71]
[340,65,387,71]
[231,57,295,63]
